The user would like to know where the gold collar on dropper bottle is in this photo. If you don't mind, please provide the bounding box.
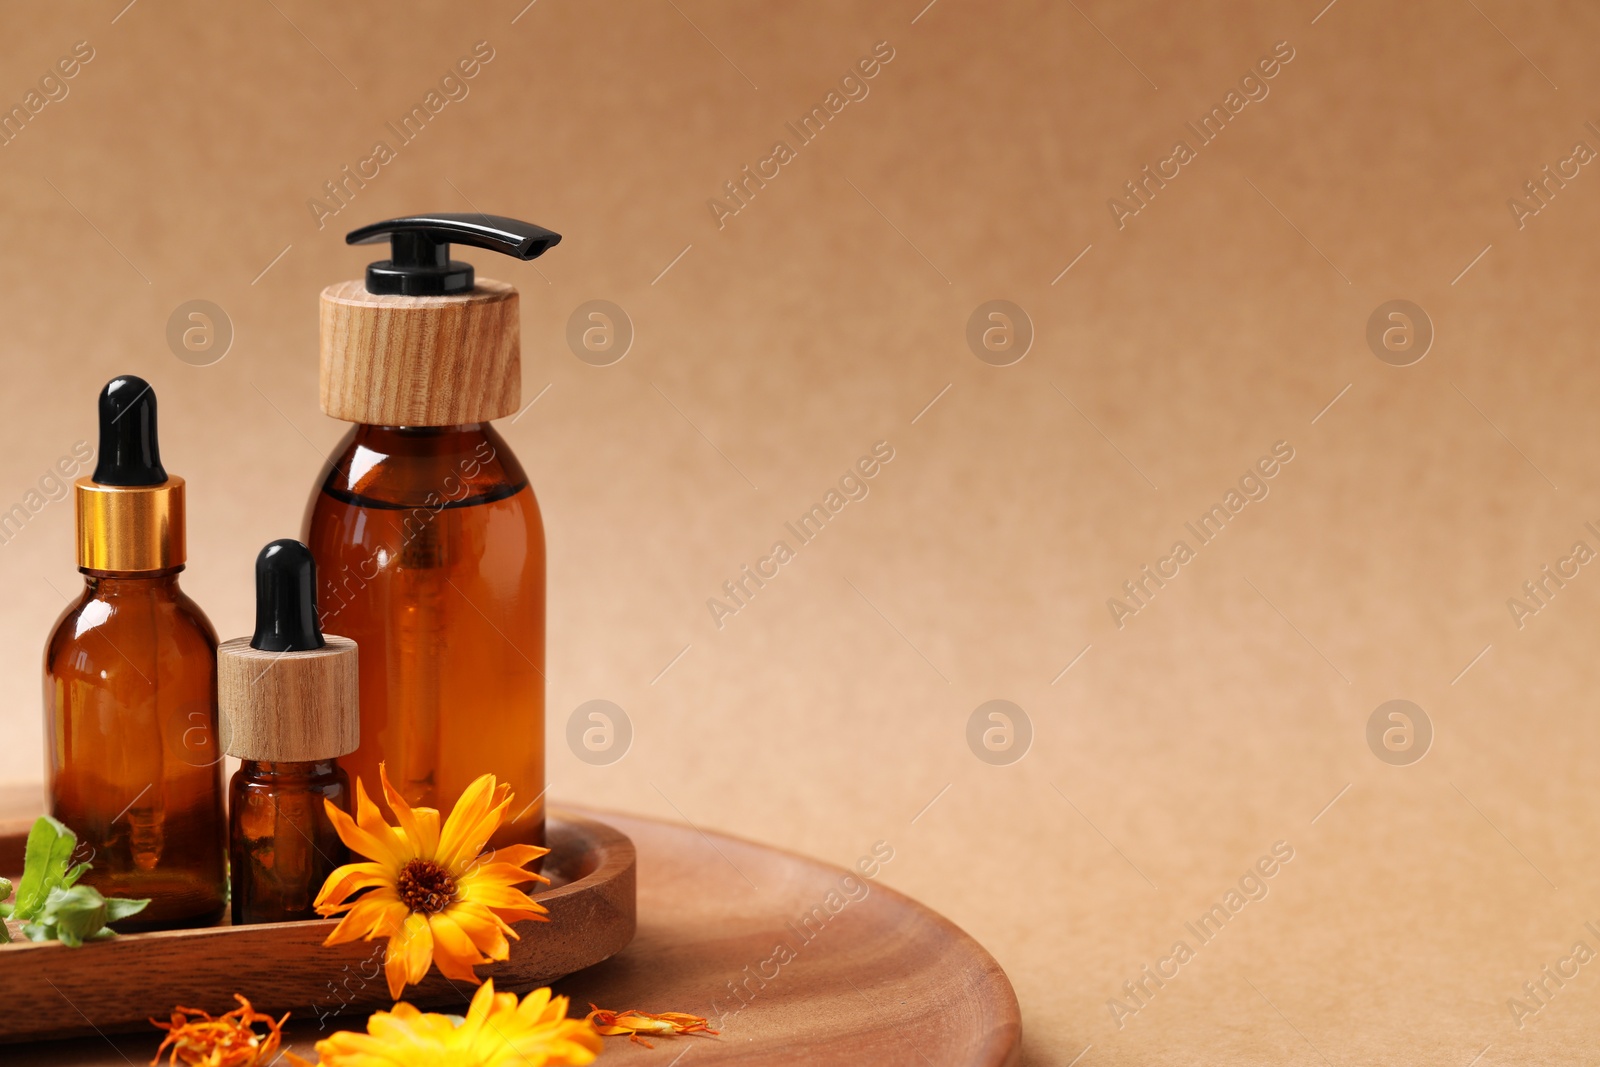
[75,375,186,574]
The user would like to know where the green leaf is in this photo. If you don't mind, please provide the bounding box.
[39,885,107,948]
[14,816,79,921]
[5,816,142,946]
[103,896,149,923]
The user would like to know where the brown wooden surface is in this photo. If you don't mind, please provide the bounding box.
[319,278,520,426]
[218,634,360,761]
[0,809,635,1045]
[3,804,1021,1066]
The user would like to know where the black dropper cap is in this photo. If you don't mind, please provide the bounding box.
[91,376,167,486]
[345,213,562,296]
[251,539,326,653]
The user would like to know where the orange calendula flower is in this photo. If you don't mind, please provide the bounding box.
[298,979,601,1067]
[150,995,286,1067]
[586,1005,719,1048]
[314,763,551,999]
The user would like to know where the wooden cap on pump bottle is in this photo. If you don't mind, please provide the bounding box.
[219,540,359,763]
[318,213,562,427]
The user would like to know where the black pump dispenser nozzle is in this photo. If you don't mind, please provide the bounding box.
[91,375,167,486]
[251,539,326,653]
[346,213,562,296]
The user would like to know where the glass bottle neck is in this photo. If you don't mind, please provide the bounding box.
[363,423,487,434]
[240,759,340,780]
[82,569,184,593]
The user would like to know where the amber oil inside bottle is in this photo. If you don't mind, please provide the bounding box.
[304,423,545,849]
[44,567,228,930]
[230,758,349,924]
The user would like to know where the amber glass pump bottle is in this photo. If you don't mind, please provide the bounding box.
[221,539,357,924]
[304,214,559,850]
[43,376,227,929]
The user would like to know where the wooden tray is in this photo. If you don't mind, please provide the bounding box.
[6,804,1021,1066]
[0,809,636,1044]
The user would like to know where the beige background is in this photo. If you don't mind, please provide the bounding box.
[3,1,1600,1062]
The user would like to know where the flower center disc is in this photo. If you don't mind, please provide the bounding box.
[397,859,458,915]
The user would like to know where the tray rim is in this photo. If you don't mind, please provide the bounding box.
[0,806,627,946]
[0,808,637,1044]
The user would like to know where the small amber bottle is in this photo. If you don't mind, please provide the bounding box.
[219,539,359,924]
[44,376,227,930]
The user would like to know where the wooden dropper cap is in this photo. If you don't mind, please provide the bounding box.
[219,540,358,763]
[318,213,562,427]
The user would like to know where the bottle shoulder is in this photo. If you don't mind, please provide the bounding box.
[44,574,218,672]
[171,587,220,645]
[43,587,94,660]
[310,423,532,510]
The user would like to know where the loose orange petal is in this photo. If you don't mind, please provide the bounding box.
[585,1005,719,1049]
[150,995,287,1067]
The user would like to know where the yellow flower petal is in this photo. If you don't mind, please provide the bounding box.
[457,860,552,892]
[426,912,492,983]
[383,912,434,1000]
[324,777,407,872]
[452,881,549,923]
[460,977,500,1032]
[313,861,394,914]
[323,890,407,947]
[515,986,555,1022]
[313,981,603,1067]
[435,773,511,870]
[378,763,442,859]
[442,899,514,959]
[467,842,550,872]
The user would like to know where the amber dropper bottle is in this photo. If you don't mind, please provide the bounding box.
[44,375,227,930]
[220,539,358,924]
[304,214,558,850]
